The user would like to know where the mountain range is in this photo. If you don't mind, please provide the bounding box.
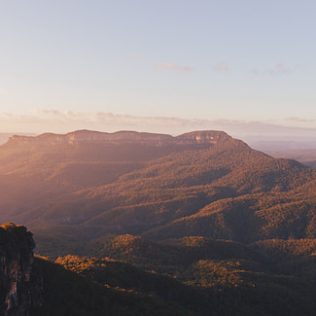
[0,130,315,256]
[0,129,316,315]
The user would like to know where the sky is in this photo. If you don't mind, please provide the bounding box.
[0,0,316,134]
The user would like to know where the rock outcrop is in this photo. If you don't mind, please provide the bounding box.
[7,130,233,147]
[0,223,38,316]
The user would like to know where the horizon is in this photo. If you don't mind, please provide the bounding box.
[1,2,316,315]
[1,111,316,144]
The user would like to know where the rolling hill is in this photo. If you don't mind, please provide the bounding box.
[2,223,316,316]
[1,130,316,315]
[0,129,315,256]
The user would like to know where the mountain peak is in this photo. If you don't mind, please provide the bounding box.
[176,130,232,144]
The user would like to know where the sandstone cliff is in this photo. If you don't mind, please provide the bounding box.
[0,223,39,316]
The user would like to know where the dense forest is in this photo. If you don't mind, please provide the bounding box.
[0,130,315,315]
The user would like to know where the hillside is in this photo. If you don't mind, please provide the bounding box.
[1,224,316,316]
[0,130,315,256]
[257,146,316,168]
[0,224,194,315]
[0,129,316,315]
[0,130,221,219]
[48,235,316,315]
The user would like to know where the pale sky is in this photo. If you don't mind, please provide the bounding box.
[1,0,316,131]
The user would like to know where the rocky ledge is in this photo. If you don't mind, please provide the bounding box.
[0,223,38,316]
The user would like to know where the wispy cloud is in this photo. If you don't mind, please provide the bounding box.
[286,116,316,123]
[213,63,230,73]
[157,63,193,73]
[1,110,316,141]
[251,64,292,76]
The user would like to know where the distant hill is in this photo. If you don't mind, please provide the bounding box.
[250,140,316,168]
[0,129,315,256]
[1,129,316,315]
[0,132,35,145]
[0,133,12,144]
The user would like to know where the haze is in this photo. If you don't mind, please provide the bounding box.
[1,0,316,134]
[1,2,316,314]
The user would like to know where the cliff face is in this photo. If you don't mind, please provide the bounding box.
[7,130,232,147]
[0,223,38,316]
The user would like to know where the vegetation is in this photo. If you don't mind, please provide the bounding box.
[0,130,316,314]
[0,130,314,256]
[50,235,316,315]
[31,257,191,316]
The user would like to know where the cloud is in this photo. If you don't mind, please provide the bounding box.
[251,64,292,76]
[286,117,316,123]
[157,63,193,73]
[213,63,230,73]
[271,64,291,75]
[1,110,316,142]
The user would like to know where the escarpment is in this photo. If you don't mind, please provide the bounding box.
[0,223,40,316]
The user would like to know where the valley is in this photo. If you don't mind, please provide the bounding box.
[0,130,315,315]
